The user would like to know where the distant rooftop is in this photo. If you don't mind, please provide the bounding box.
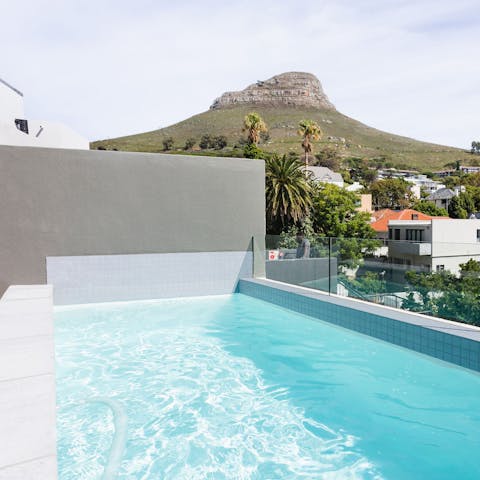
[0,77,23,97]
[306,166,343,184]
[427,188,455,200]
[371,208,448,232]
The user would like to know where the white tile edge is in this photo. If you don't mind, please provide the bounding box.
[246,277,480,341]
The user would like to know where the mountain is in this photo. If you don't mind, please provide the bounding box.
[92,72,473,170]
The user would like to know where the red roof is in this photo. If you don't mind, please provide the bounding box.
[371,209,448,232]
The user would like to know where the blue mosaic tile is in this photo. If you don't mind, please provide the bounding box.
[239,279,480,373]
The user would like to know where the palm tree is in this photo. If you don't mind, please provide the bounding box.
[297,120,322,171]
[265,154,312,232]
[243,112,267,145]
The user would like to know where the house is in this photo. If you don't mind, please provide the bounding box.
[434,169,456,178]
[345,181,363,192]
[404,174,445,198]
[0,77,88,150]
[426,186,464,211]
[460,165,480,175]
[343,182,372,213]
[370,209,446,240]
[387,218,480,276]
[377,168,418,179]
[306,166,344,187]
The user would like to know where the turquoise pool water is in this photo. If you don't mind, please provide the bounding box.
[55,294,480,479]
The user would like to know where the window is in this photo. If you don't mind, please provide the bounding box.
[14,118,29,134]
[436,265,445,272]
[411,214,418,220]
[406,229,424,241]
[388,228,393,240]
[394,229,400,240]
[477,230,480,242]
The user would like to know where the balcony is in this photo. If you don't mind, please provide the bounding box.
[388,241,431,256]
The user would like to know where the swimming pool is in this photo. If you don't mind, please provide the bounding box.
[55,293,480,479]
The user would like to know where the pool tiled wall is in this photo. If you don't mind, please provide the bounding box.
[239,278,480,372]
[48,251,253,305]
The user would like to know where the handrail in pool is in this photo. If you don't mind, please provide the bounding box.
[87,397,128,480]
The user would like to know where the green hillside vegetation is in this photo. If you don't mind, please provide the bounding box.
[92,105,476,170]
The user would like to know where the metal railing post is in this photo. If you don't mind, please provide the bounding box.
[328,237,332,295]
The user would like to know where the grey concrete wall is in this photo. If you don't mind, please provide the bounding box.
[0,146,265,294]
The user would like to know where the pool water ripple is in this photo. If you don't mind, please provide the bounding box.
[55,294,480,479]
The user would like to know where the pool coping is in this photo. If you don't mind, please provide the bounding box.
[0,285,57,479]
[239,278,480,372]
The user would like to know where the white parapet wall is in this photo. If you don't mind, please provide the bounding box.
[0,285,57,479]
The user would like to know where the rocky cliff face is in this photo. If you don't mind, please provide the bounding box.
[210,72,335,110]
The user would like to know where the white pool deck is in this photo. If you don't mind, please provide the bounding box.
[0,285,57,480]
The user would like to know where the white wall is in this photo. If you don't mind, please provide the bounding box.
[432,255,480,275]
[388,219,480,275]
[0,80,24,122]
[0,119,89,150]
[432,219,480,259]
[0,78,88,150]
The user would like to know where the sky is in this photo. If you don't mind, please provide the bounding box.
[1,0,479,148]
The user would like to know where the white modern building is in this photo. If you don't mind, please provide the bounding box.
[0,77,88,150]
[387,218,480,275]
[404,174,445,199]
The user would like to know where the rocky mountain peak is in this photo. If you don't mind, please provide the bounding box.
[210,72,335,110]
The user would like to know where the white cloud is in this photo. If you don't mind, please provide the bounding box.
[1,0,478,148]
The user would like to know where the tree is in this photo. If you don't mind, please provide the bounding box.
[213,135,227,150]
[162,137,174,151]
[448,192,474,218]
[442,176,461,189]
[310,183,378,267]
[260,131,271,144]
[314,145,341,170]
[243,112,267,146]
[243,143,264,159]
[346,157,377,185]
[298,120,322,170]
[369,178,414,210]
[471,141,480,154]
[412,201,448,217]
[448,196,467,218]
[404,270,480,325]
[310,183,374,238]
[199,134,213,149]
[184,137,196,150]
[265,155,312,233]
[460,259,480,278]
[347,271,386,295]
[466,185,480,211]
[463,173,480,187]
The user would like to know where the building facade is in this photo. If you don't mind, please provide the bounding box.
[0,77,88,150]
[387,218,480,275]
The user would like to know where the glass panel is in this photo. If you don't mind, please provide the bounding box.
[259,235,480,327]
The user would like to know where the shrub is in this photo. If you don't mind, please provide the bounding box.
[184,137,196,150]
[162,137,174,151]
